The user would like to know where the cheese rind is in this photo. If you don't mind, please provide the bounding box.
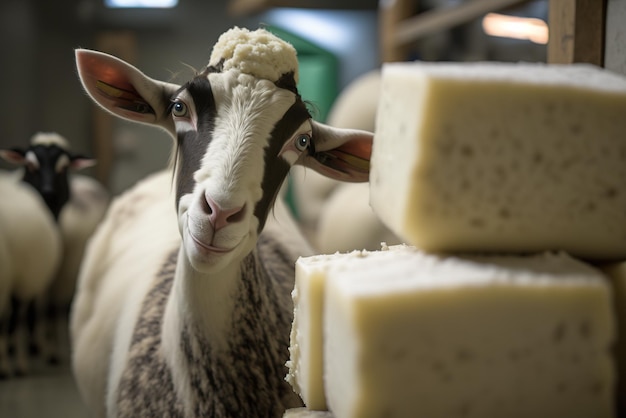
[370,62,626,260]
[323,246,615,418]
[602,261,626,416]
[286,250,379,410]
[286,255,329,410]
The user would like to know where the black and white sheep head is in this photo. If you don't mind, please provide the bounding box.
[75,28,373,273]
[0,132,96,220]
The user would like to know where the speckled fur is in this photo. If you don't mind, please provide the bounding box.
[116,249,182,417]
[115,232,302,418]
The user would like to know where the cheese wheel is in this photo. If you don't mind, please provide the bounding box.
[370,62,626,260]
[321,246,614,418]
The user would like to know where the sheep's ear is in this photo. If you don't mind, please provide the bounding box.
[300,121,373,182]
[70,154,97,170]
[75,49,177,132]
[0,148,26,165]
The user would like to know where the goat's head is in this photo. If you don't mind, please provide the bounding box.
[75,27,373,272]
[0,132,96,220]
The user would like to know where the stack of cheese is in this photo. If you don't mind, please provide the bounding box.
[284,62,626,418]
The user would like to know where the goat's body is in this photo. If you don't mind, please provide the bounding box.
[115,237,302,418]
[71,170,180,416]
[72,169,307,417]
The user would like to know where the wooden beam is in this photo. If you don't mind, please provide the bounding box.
[379,0,417,63]
[394,0,528,46]
[92,31,137,189]
[548,0,607,65]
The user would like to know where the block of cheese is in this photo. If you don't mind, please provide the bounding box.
[370,62,626,260]
[287,248,405,410]
[322,246,614,418]
[286,250,373,410]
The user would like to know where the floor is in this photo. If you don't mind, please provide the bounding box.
[0,362,90,418]
[0,327,91,418]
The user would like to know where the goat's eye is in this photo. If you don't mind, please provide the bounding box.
[295,134,311,152]
[172,101,188,118]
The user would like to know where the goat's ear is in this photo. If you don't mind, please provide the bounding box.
[75,49,178,132]
[300,121,373,182]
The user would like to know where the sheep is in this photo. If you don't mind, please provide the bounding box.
[0,132,96,220]
[0,132,101,364]
[49,173,109,363]
[290,69,400,253]
[72,26,373,418]
[316,182,400,253]
[0,170,62,377]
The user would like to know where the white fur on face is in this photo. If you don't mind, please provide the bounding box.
[175,70,298,272]
[25,151,40,170]
[55,154,70,173]
[31,132,69,149]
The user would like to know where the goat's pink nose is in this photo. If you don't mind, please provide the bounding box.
[204,196,245,230]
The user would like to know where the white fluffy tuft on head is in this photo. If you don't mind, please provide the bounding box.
[209,27,299,83]
[31,132,69,149]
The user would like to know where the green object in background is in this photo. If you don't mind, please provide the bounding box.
[267,25,339,123]
[267,25,339,221]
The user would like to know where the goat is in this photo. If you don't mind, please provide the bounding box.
[72,26,373,417]
[0,170,62,377]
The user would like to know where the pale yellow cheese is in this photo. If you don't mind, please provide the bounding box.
[322,246,614,418]
[370,62,626,260]
[286,250,382,410]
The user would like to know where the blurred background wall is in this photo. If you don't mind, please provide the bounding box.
[0,0,382,193]
[5,0,603,197]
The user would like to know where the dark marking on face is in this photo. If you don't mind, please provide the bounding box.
[275,72,298,95]
[208,59,225,73]
[21,145,71,220]
[172,74,217,207]
[254,98,311,232]
[171,68,309,232]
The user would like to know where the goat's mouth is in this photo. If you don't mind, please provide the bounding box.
[188,229,235,255]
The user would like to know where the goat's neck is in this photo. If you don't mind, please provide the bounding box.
[161,247,244,412]
[164,246,242,351]
[161,244,296,415]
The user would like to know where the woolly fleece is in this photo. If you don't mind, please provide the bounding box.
[31,132,69,149]
[209,27,299,83]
